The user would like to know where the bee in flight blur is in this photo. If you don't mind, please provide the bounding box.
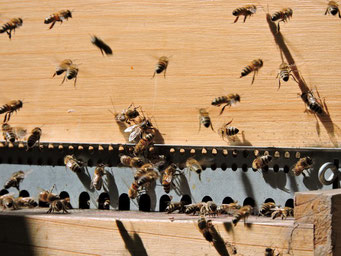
[276,62,298,89]
[186,158,204,180]
[199,108,214,131]
[271,8,293,32]
[52,59,79,87]
[26,127,42,151]
[211,94,240,115]
[218,119,239,141]
[152,56,169,78]
[0,100,23,123]
[197,215,214,242]
[240,59,263,85]
[64,155,83,173]
[292,156,313,177]
[325,1,341,18]
[252,154,272,170]
[232,205,253,226]
[232,5,257,23]
[44,10,72,29]
[0,18,23,39]
[91,35,113,56]
[2,123,16,144]
[90,164,107,190]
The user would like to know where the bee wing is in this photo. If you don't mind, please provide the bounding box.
[14,127,27,139]
[124,124,138,133]
[128,128,142,142]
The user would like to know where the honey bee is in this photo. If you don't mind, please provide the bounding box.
[162,163,178,193]
[199,108,214,131]
[325,1,341,18]
[14,197,37,208]
[134,133,154,155]
[26,127,42,151]
[91,35,113,56]
[218,119,239,141]
[166,201,186,213]
[128,180,139,199]
[52,59,73,78]
[2,123,16,144]
[200,201,218,217]
[198,215,214,242]
[271,8,293,32]
[232,205,253,226]
[276,62,298,89]
[124,118,154,142]
[301,90,324,114]
[64,155,83,173]
[39,185,60,203]
[137,169,159,187]
[4,170,26,190]
[265,248,280,256]
[185,202,204,215]
[110,102,141,125]
[232,5,257,23]
[292,157,313,177]
[0,100,23,123]
[252,155,273,170]
[90,164,106,190]
[120,155,144,168]
[152,56,169,78]
[47,198,70,214]
[44,10,72,29]
[65,64,79,87]
[186,158,204,180]
[259,202,277,217]
[0,194,17,210]
[240,59,263,85]
[211,94,240,115]
[271,207,293,220]
[217,201,241,215]
[0,18,23,39]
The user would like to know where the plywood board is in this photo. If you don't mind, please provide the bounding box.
[0,0,340,147]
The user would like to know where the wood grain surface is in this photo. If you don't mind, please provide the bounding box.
[0,0,340,147]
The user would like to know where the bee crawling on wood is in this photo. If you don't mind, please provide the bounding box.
[26,127,42,151]
[47,198,70,214]
[90,164,107,190]
[276,62,298,89]
[0,194,18,210]
[44,10,72,30]
[232,205,253,226]
[211,94,240,115]
[0,18,23,39]
[152,56,169,78]
[91,35,113,56]
[325,1,341,18]
[64,155,83,173]
[217,201,241,215]
[0,100,23,123]
[252,155,273,170]
[124,118,155,142]
[271,8,293,32]
[218,119,239,141]
[200,201,218,217]
[166,201,186,213]
[271,207,293,220]
[14,197,37,208]
[240,59,263,85]
[199,108,214,131]
[292,157,313,177]
[232,5,257,23]
[300,88,326,115]
[109,102,141,125]
[259,202,278,217]
[185,202,204,215]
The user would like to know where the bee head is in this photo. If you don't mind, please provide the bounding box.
[235,94,241,102]
[306,156,313,165]
[67,10,72,18]
[19,18,23,24]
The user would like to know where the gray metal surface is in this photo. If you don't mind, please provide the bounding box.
[0,142,340,211]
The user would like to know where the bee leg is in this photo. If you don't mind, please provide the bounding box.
[219,104,229,115]
[243,15,247,23]
[100,48,104,56]
[73,76,77,88]
[49,21,56,30]
[60,74,66,85]
[47,207,52,214]
[210,123,214,132]
[164,68,167,78]
[233,16,239,23]
[277,22,281,33]
[6,31,11,40]
[251,71,256,85]
[198,119,201,133]
[325,8,328,15]
[278,78,281,90]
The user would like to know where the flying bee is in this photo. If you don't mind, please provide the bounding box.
[211,94,240,115]
[185,202,204,215]
[232,5,257,23]
[109,102,141,125]
[4,170,26,190]
[47,198,70,214]
[124,118,154,142]
[0,194,17,210]
[152,56,169,78]
[252,155,273,170]
[301,90,324,114]
[240,59,263,85]
[90,164,106,190]
[134,163,154,181]
[64,155,83,173]
[186,158,209,181]
[14,197,37,208]
[292,157,313,177]
[0,18,23,39]
[198,215,214,242]
[26,127,42,151]
[325,1,341,17]
[271,207,293,220]
[120,155,144,168]
[259,202,277,217]
[91,35,113,56]
[137,169,159,187]
[166,201,186,213]
[39,185,60,203]
[52,59,73,78]
[162,163,178,193]
[271,8,293,32]
[217,201,241,215]
[218,119,239,141]
[2,123,16,144]
[44,10,72,29]
[199,108,214,131]
[134,133,154,155]
[0,100,23,123]
[65,64,79,87]
[232,205,253,226]
[200,201,218,217]
[276,62,298,89]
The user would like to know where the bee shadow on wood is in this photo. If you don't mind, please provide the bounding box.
[104,169,119,208]
[226,131,252,146]
[115,220,148,256]
[153,128,165,144]
[209,226,231,256]
[266,12,341,147]
[76,167,94,192]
